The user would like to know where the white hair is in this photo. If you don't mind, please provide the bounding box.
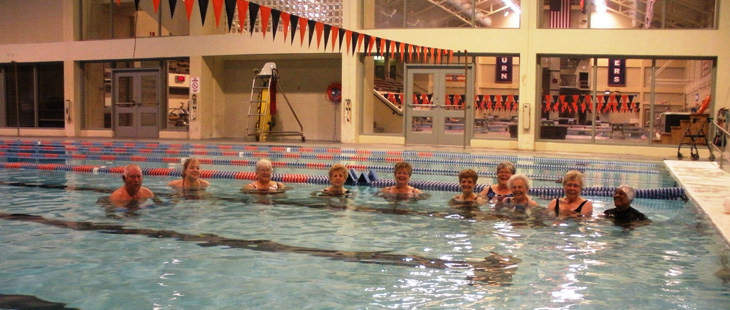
[617,184,636,202]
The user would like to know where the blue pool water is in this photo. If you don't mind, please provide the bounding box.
[1,145,729,309]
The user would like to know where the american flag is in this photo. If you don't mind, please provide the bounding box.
[550,0,571,28]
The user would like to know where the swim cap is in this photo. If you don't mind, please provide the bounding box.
[617,184,635,202]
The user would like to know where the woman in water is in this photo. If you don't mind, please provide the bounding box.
[546,170,593,217]
[479,161,515,202]
[167,158,210,191]
[243,159,285,192]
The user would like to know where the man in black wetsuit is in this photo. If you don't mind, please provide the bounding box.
[604,185,649,224]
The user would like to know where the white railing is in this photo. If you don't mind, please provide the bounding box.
[710,121,730,169]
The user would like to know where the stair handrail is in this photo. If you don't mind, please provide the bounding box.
[710,120,730,169]
[373,89,403,116]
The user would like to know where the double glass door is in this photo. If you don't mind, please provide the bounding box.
[113,69,160,138]
[405,66,474,145]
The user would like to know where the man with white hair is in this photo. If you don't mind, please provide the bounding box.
[603,185,648,223]
[110,164,155,204]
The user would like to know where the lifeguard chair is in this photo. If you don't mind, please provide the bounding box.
[246,62,305,142]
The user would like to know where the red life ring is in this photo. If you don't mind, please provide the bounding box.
[696,95,711,114]
[326,82,342,103]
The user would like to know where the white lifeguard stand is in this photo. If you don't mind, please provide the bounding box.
[245,62,305,142]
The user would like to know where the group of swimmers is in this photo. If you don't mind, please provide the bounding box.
[109,157,649,224]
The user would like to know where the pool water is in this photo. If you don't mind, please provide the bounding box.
[1,163,729,309]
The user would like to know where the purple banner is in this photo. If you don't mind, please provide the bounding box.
[608,58,626,86]
[496,57,512,83]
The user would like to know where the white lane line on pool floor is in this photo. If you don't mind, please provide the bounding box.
[665,160,730,242]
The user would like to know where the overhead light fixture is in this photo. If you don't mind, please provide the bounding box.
[594,0,607,13]
[502,0,521,14]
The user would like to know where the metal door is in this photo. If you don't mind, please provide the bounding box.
[405,66,474,145]
[113,69,160,138]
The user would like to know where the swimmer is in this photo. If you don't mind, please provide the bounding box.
[497,174,537,212]
[323,163,350,195]
[603,185,649,224]
[242,159,285,192]
[167,158,210,191]
[381,161,422,196]
[547,170,593,217]
[451,169,485,205]
[109,164,154,205]
[479,161,515,202]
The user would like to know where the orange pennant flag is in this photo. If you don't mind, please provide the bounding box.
[399,42,405,62]
[281,12,290,41]
[430,48,435,63]
[408,45,413,62]
[436,49,441,64]
[367,36,376,56]
[117,0,121,4]
[356,33,364,53]
[330,26,339,51]
[152,0,160,13]
[237,0,248,33]
[298,17,308,46]
[345,30,352,54]
[390,41,396,58]
[315,22,324,49]
[185,0,196,21]
[212,0,224,27]
[260,6,271,38]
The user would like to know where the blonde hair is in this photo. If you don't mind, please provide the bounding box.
[496,161,516,174]
[562,170,584,188]
[328,164,348,178]
[458,169,478,182]
[393,161,413,176]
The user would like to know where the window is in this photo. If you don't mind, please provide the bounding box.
[1,62,64,128]
[366,0,521,29]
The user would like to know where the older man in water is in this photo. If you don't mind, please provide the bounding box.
[604,185,648,224]
[110,164,154,204]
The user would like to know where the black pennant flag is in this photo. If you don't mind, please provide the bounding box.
[248,2,260,35]
[224,0,236,31]
[307,19,316,47]
[375,38,381,55]
[134,0,140,11]
[198,0,209,25]
[289,15,299,44]
[271,9,281,40]
[323,24,332,50]
[362,35,371,55]
[168,0,177,18]
[338,28,345,51]
[385,40,391,57]
[351,32,360,55]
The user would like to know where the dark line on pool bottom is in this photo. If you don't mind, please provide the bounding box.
[0,212,521,286]
[0,293,79,310]
[0,181,549,226]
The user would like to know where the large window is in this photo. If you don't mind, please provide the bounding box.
[81,0,191,40]
[537,56,715,145]
[541,0,717,29]
[1,62,65,128]
[366,0,521,29]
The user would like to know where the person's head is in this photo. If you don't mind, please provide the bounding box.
[328,164,348,187]
[393,161,413,186]
[182,158,201,179]
[614,184,635,210]
[507,174,531,199]
[496,162,516,186]
[122,164,143,194]
[255,159,273,182]
[458,169,479,192]
[562,170,584,199]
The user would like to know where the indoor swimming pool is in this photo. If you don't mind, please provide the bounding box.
[1,140,729,309]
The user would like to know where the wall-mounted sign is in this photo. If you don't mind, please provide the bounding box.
[496,57,512,83]
[191,77,200,94]
[608,58,625,86]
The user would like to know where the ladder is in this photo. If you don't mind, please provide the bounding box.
[245,62,306,142]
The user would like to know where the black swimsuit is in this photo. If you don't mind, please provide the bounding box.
[554,199,588,216]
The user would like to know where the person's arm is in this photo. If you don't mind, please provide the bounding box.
[200,179,210,189]
[412,187,422,194]
[546,199,557,214]
[581,200,594,217]
[141,187,155,198]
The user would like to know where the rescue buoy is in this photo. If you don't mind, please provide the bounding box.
[326,82,342,103]
[696,95,711,114]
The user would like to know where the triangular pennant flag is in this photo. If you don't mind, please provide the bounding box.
[237,1,248,33]
[437,49,442,64]
[363,35,372,55]
[307,19,317,47]
[322,24,331,50]
[289,15,299,44]
[460,94,466,109]
[572,95,579,113]
[399,42,405,62]
[212,0,224,27]
[476,95,485,109]
[367,36,376,56]
[427,94,434,105]
[496,95,504,110]
[134,0,140,11]
[374,38,381,56]
[585,95,592,112]
[379,38,386,56]
[330,26,339,51]
[553,95,560,111]
[281,12,290,41]
[508,95,517,111]
[385,40,392,58]
[224,0,237,30]
[430,48,435,64]
[185,0,196,21]
[621,95,629,112]
[395,93,403,106]
[345,30,353,54]
[248,2,260,35]
[356,33,364,53]
[388,93,396,104]
[627,95,635,112]
[413,94,419,105]
[260,6,271,38]
[544,94,552,112]
[270,9,281,40]
[298,17,308,46]
[407,44,413,62]
[198,0,209,25]
[338,28,345,52]
[446,94,454,108]
[152,0,160,13]
[169,0,178,18]
[350,32,359,55]
[390,41,396,59]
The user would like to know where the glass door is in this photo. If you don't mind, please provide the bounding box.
[113,69,160,139]
[405,66,474,145]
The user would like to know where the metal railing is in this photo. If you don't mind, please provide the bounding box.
[710,121,730,169]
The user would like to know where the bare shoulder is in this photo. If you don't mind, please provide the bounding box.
[140,187,155,198]
[200,179,211,188]
[167,179,183,187]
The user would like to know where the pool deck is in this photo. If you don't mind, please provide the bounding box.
[665,160,730,243]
